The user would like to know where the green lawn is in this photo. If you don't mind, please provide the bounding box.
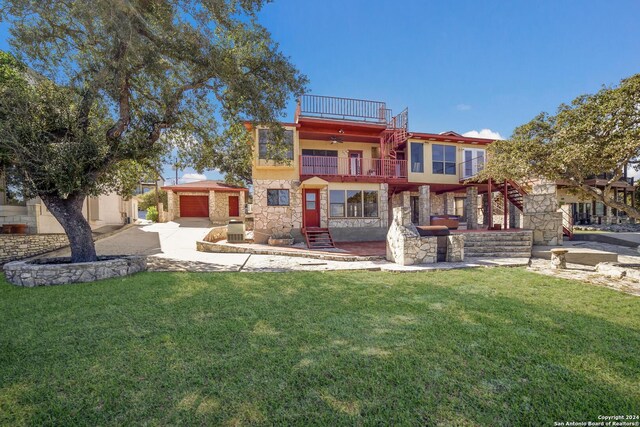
[1,269,639,426]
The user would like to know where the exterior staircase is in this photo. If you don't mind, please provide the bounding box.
[464,231,533,258]
[492,180,526,211]
[381,108,408,159]
[304,228,336,249]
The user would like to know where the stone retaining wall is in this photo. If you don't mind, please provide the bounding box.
[4,256,147,287]
[0,234,69,264]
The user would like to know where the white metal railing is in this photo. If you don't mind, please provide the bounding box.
[459,155,487,180]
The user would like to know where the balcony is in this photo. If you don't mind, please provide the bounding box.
[458,155,487,181]
[300,155,407,182]
[297,95,392,125]
[587,173,634,186]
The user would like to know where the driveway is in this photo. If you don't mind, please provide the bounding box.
[44,219,251,271]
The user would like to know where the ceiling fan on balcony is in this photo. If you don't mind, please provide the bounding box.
[330,128,345,144]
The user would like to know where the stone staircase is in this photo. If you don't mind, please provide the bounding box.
[463,231,533,258]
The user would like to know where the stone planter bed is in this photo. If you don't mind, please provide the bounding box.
[3,256,147,287]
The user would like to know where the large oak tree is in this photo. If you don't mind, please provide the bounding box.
[480,74,640,219]
[0,0,307,262]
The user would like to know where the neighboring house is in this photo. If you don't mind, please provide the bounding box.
[0,191,138,234]
[136,178,165,195]
[161,180,248,224]
[556,172,636,226]
[248,94,499,244]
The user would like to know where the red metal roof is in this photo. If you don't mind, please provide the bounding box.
[409,132,496,145]
[161,180,248,192]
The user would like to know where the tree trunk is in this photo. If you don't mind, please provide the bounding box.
[41,192,97,263]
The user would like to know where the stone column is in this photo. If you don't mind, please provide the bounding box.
[208,190,216,222]
[465,186,478,229]
[523,183,563,246]
[167,190,176,221]
[418,185,430,226]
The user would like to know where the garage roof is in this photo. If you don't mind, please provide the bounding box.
[161,180,248,192]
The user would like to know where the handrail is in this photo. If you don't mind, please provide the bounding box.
[298,94,392,124]
[300,155,407,179]
[458,155,487,180]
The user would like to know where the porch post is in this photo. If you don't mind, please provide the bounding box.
[503,180,508,230]
[487,178,493,228]
[465,186,478,230]
[418,185,430,226]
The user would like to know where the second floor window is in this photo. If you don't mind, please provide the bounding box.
[411,142,424,173]
[432,144,456,175]
[258,129,294,160]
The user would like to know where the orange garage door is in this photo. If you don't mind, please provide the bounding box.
[180,195,209,217]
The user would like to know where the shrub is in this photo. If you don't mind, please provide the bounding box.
[138,190,167,211]
[146,206,159,222]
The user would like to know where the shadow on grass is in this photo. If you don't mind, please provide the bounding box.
[0,268,639,425]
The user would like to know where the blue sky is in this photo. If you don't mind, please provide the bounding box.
[2,0,639,182]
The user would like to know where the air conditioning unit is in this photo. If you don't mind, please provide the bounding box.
[227,219,245,243]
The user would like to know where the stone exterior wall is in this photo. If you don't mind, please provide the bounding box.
[523,183,563,245]
[209,191,245,224]
[430,194,445,215]
[444,193,456,215]
[446,235,465,262]
[0,234,69,264]
[253,179,302,243]
[4,256,146,287]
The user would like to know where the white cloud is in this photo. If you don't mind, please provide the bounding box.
[456,103,471,111]
[180,173,207,184]
[463,129,504,140]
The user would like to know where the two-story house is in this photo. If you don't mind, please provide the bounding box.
[249,95,500,246]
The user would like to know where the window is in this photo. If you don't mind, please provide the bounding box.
[595,202,605,216]
[363,191,378,218]
[330,190,378,218]
[411,142,424,173]
[329,190,345,217]
[258,129,294,160]
[347,190,362,217]
[432,144,457,175]
[267,189,289,206]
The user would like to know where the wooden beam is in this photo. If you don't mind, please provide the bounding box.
[487,178,493,228]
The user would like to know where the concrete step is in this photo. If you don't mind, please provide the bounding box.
[465,251,532,258]
[464,241,533,247]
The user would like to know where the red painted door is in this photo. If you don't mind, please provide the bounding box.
[303,189,320,228]
[180,195,209,217]
[229,195,240,217]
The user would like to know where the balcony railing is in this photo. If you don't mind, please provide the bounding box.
[458,155,487,180]
[297,95,392,124]
[300,155,407,179]
[588,173,634,186]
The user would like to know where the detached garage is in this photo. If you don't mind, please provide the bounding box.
[161,180,248,224]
